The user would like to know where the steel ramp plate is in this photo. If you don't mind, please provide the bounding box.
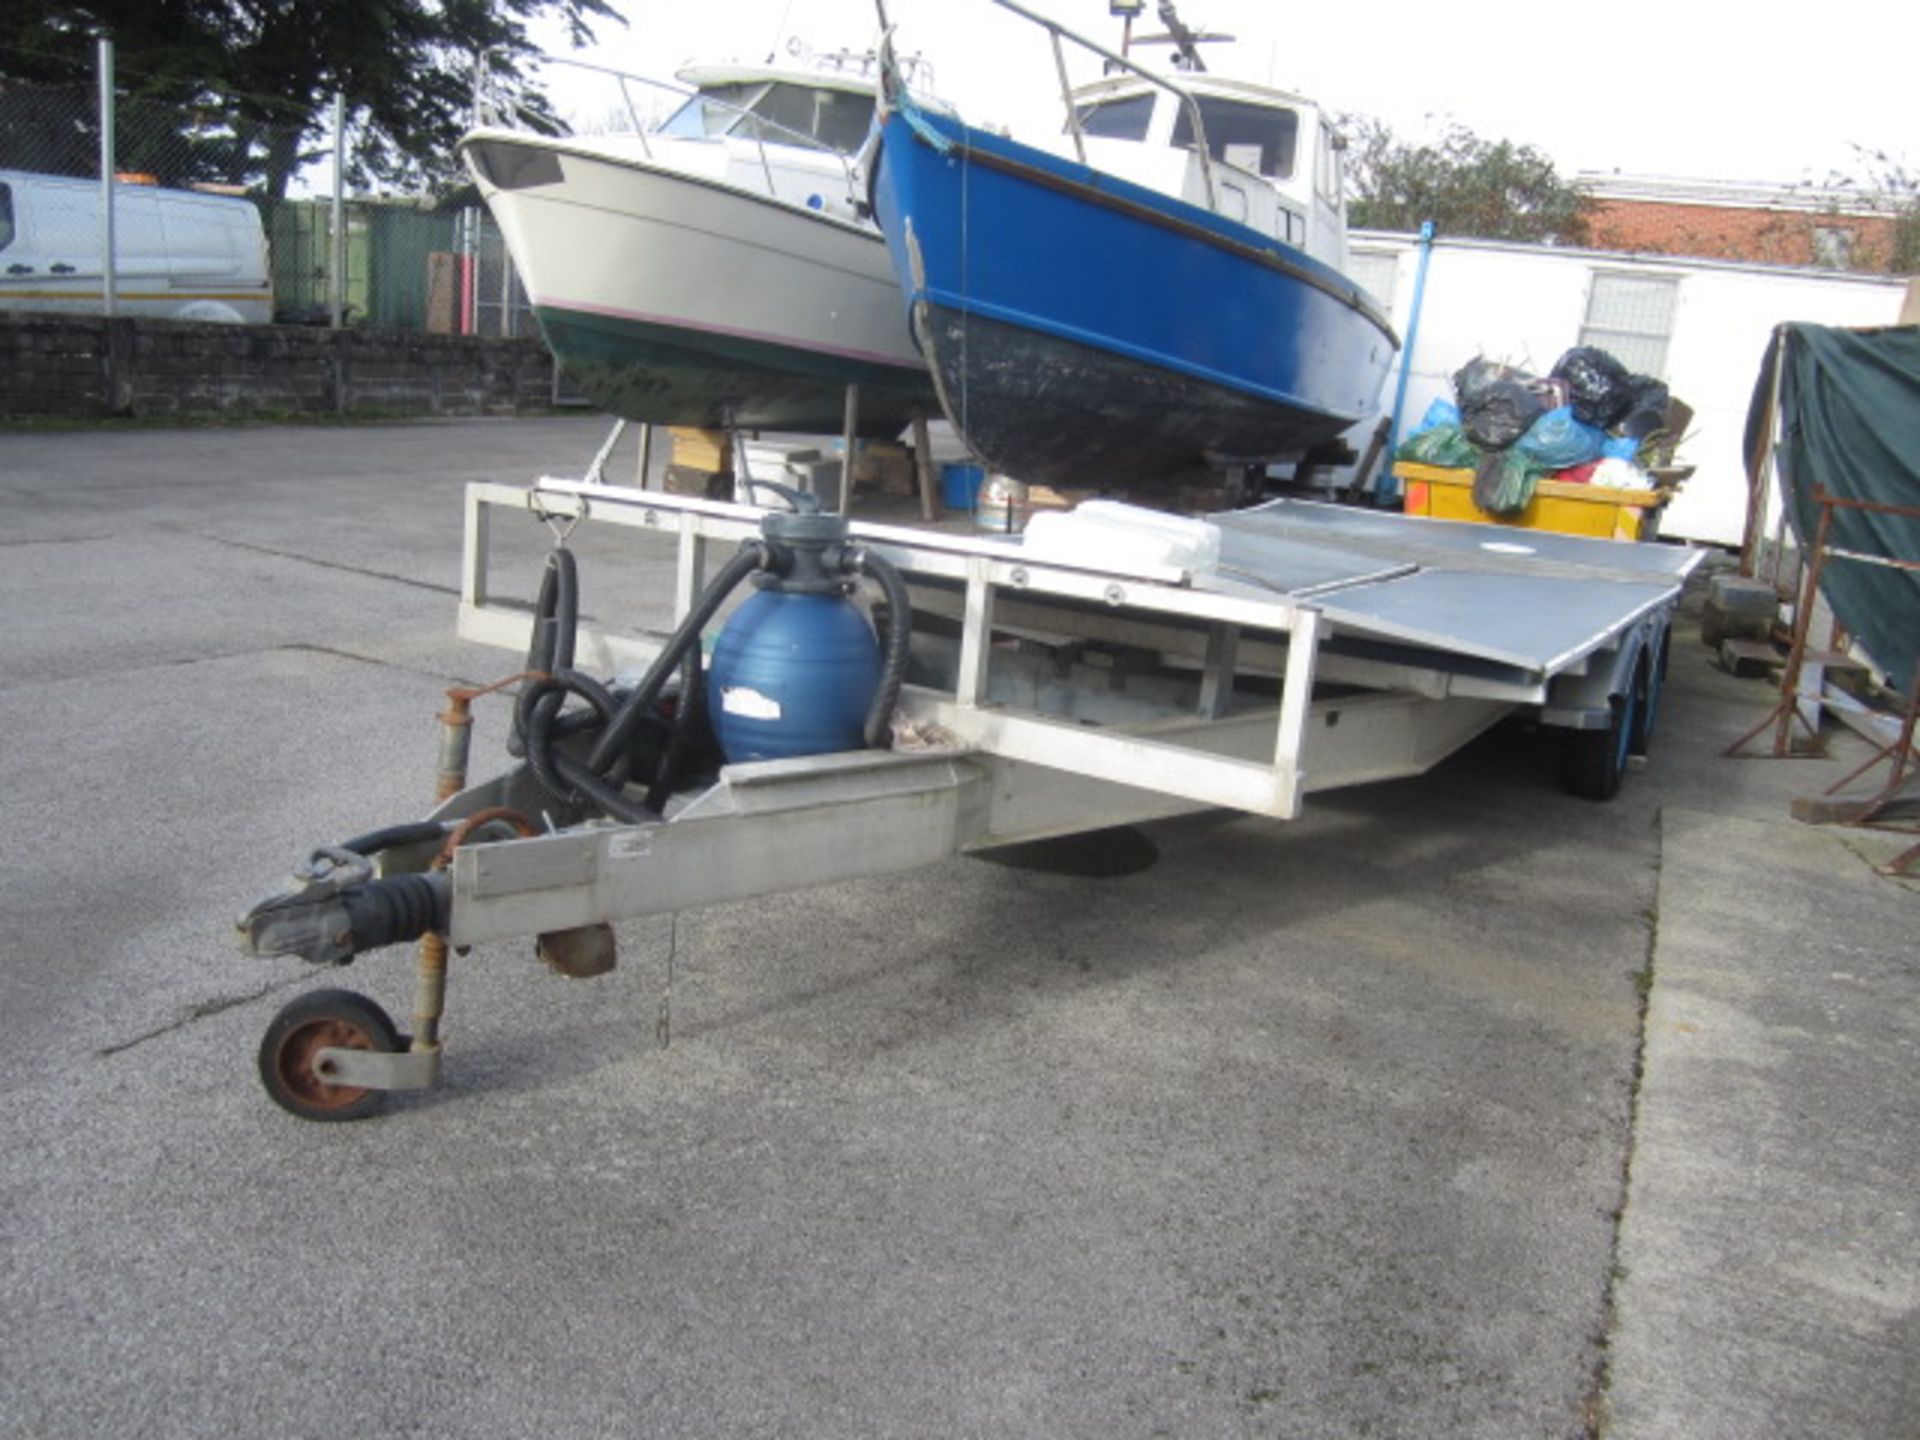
[1216,500,1701,583]
[1207,499,1702,677]
[1212,530,1417,596]
[1309,569,1676,673]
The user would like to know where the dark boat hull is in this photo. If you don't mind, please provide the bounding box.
[538,304,939,438]
[912,301,1366,488]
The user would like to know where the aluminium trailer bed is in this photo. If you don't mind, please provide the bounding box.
[235,476,1700,1119]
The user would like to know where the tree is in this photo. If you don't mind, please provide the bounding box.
[1821,147,1920,275]
[0,0,620,197]
[1341,117,1592,246]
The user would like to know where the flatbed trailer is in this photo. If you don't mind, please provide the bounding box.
[236,471,1701,1119]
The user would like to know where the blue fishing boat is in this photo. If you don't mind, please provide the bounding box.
[869,0,1398,496]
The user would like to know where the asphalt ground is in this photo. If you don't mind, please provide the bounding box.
[0,417,1911,1438]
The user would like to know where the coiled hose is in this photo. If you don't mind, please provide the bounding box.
[509,547,656,822]
[584,541,770,777]
[507,541,769,822]
[515,529,911,821]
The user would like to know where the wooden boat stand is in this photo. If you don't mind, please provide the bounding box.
[576,388,941,524]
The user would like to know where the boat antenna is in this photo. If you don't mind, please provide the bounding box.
[766,0,798,63]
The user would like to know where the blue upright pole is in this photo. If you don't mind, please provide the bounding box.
[1376,219,1436,504]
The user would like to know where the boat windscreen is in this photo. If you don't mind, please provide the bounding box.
[1172,98,1298,180]
[1072,92,1154,141]
[659,82,766,139]
[739,83,877,154]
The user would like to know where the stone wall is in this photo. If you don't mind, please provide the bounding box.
[0,313,560,420]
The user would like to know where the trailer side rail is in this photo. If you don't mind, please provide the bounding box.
[459,480,1337,820]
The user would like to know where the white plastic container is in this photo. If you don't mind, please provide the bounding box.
[1020,500,1222,577]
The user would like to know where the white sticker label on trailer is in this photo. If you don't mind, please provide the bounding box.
[719,685,781,721]
[606,831,651,862]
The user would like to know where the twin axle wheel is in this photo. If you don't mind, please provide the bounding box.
[257,988,405,1122]
[1559,641,1665,803]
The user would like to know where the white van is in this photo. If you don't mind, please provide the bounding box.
[0,168,272,324]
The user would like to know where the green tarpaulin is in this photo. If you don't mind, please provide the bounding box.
[1745,322,1920,696]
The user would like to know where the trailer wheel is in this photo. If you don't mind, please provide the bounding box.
[1562,690,1635,802]
[258,988,403,1122]
[1629,641,1666,757]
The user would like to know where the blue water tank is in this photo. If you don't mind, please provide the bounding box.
[708,588,882,761]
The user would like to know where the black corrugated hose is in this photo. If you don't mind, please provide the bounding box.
[515,533,909,820]
[510,542,770,821]
[847,545,911,750]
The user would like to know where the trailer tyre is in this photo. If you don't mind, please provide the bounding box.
[1630,642,1666,757]
[1561,690,1634,802]
[258,988,404,1122]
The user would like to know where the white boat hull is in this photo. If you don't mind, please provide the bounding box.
[461,131,934,436]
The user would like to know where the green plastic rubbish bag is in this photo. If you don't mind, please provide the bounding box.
[1395,423,1479,469]
[1472,448,1544,518]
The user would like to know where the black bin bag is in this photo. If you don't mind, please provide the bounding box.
[1550,346,1634,429]
[1454,357,1549,450]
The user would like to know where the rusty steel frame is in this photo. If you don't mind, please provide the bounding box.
[1726,487,1920,761]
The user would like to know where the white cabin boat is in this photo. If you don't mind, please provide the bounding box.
[460,55,937,436]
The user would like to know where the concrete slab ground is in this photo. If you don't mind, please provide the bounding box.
[0,418,1911,1438]
[1603,814,1918,1436]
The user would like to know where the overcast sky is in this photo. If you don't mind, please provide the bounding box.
[529,0,1916,188]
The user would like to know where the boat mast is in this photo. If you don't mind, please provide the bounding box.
[1129,1,1231,73]
[1157,2,1206,71]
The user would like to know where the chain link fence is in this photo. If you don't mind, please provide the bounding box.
[0,47,533,337]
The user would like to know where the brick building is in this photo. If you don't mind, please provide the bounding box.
[1579,174,1906,272]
